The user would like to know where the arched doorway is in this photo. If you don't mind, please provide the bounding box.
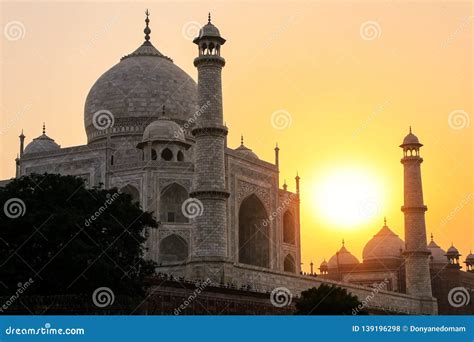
[160,183,189,223]
[284,254,296,273]
[120,184,140,204]
[283,211,295,244]
[238,194,270,268]
[159,234,188,263]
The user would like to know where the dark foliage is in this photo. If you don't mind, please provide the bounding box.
[0,173,157,297]
[294,283,367,315]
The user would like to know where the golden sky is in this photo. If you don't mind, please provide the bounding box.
[1,1,472,272]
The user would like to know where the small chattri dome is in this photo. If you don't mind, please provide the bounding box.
[235,136,258,159]
[465,251,474,264]
[23,124,60,155]
[427,234,447,265]
[320,259,328,267]
[328,241,360,269]
[446,244,460,257]
[137,112,186,148]
[400,127,422,147]
[194,13,226,44]
[362,218,404,262]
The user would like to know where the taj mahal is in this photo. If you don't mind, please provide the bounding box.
[3,12,473,315]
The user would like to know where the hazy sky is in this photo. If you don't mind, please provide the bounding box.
[1,1,472,272]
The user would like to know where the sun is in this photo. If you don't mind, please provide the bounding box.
[312,168,384,229]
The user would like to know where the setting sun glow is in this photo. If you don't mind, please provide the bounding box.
[313,168,384,229]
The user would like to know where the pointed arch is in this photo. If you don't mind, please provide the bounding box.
[238,194,270,268]
[159,234,188,263]
[284,254,296,273]
[160,183,189,223]
[120,184,140,204]
[283,210,295,244]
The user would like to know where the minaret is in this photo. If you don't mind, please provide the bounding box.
[19,130,25,157]
[400,127,432,298]
[189,14,230,281]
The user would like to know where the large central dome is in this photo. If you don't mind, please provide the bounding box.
[84,16,197,143]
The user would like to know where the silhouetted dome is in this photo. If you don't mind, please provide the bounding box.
[446,244,460,257]
[199,22,221,38]
[362,221,404,262]
[141,118,184,143]
[24,132,60,155]
[328,243,359,269]
[320,259,328,267]
[465,251,474,264]
[84,41,197,143]
[235,144,258,159]
[428,237,447,265]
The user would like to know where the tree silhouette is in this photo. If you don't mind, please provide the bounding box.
[0,173,157,297]
[295,284,367,315]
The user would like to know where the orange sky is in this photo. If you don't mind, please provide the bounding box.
[1,1,472,272]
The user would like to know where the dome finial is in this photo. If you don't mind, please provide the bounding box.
[162,104,165,116]
[342,238,345,247]
[430,233,434,242]
[409,125,412,134]
[208,12,211,24]
[240,134,244,145]
[42,122,45,134]
[384,216,387,226]
[144,9,151,42]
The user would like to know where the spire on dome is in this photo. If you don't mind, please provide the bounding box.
[240,134,244,145]
[144,9,151,42]
[208,12,211,24]
[409,126,412,134]
[42,122,45,135]
[384,216,387,226]
[431,233,434,242]
[342,238,345,247]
